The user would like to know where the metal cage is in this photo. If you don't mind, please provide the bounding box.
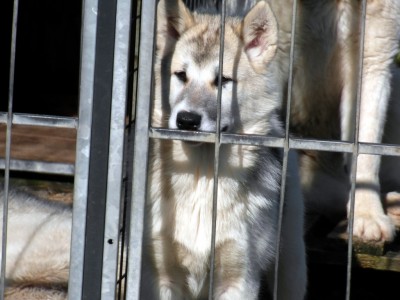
[1,0,400,299]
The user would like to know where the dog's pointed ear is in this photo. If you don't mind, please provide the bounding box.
[241,1,278,73]
[157,0,194,55]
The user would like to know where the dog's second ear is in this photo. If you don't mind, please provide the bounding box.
[157,0,194,55]
[242,1,278,73]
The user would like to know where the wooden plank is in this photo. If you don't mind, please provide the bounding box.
[306,214,400,272]
[355,252,400,272]
[0,124,76,164]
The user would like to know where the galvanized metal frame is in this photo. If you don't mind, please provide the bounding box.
[67,0,99,297]
[126,0,157,298]
[100,0,133,297]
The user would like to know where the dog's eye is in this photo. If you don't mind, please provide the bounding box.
[174,71,188,83]
[214,76,233,87]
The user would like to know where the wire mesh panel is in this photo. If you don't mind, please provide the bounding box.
[125,0,400,299]
[126,1,297,299]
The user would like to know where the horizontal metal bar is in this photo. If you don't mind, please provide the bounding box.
[358,142,400,157]
[0,115,396,157]
[222,133,285,148]
[150,127,216,143]
[150,128,400,157]
[291,138,400,157]
[151,128,285,147]
[0,159,74,175]
[0,112,78,128]
[290,138,354,153]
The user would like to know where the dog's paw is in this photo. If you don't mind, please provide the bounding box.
[349,190,396,242]
[352,212,395,242]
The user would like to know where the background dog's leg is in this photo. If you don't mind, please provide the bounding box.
[381,69,400,227]
[349,0,400,242]
[340,0,360,146]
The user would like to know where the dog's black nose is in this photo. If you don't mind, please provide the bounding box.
[176,111,202,131]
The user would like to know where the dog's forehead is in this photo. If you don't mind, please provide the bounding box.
[176,15,242,67]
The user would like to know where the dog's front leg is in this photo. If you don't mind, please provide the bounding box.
[350,70,396,241]
[213,240,260,300]
[346,0,399,242]
[141,238,187,300]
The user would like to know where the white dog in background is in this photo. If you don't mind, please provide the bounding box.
[226,0,400,242]
[0,187,70,299]
[289,0,400,242]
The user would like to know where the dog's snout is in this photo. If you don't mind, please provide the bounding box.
[177,111,202,131]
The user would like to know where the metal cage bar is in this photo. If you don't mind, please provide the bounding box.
[100,0,133,297]
[0,0,19,297]
[79,0,120,296]
[150,128,400,156]
[68,0,99,298]
[126,1,157,299]
[273,0,299,298]
[0,113,78,128]
[208,0,227,297]
[0,159,74,175]
[346,1,368,299]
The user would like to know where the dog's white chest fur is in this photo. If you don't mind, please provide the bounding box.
[172,174,214,254]
[171,173,245,254]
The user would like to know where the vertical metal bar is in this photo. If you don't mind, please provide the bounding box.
[346,1,367,299]
[81,0,118,297]
[126,0,157,299]
[0,0,19,298]
[68,0,99,298]
[101,0,132,298]
[126,2,140,123]
[208,1,226,298]
[273,0,298,299]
